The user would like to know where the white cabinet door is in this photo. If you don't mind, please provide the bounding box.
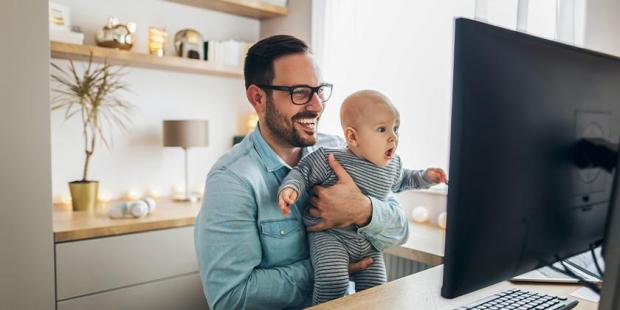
[56,226,199,300]
[57,272,208,310]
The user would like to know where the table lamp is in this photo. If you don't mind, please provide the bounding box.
[163,120,209,202]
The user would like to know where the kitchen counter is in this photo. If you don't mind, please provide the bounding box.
[53,199,201,242]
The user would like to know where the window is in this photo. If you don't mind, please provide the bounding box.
[312,0,585,171]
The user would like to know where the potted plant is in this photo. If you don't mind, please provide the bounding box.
[50,54,133,211]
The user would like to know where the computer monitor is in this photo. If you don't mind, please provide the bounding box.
[441,18,620,298]
[600,150,620,309]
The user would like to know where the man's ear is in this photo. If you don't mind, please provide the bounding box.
[344,127,358,147]
[246,85,267,114]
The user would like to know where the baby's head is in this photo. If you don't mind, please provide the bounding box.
[340,90,400,167]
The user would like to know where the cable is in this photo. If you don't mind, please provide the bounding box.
[589,244,604,277]
[548,259,601,294]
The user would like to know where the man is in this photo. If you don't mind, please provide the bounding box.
[194,35,409,309]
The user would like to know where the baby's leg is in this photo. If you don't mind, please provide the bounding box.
[350,250,387,292]
[309,231,350,305]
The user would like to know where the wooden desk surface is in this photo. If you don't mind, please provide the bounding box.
[53,199,201,242]
[311,265,597,310]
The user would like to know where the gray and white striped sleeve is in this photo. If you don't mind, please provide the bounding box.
[278,148,331,195]
[392,157,435,192]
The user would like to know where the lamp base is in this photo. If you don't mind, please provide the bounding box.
[172,195,199,203]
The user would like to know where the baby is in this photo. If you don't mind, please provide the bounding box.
[277,89,447,305]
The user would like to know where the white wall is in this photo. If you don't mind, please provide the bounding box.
[0,0,55,308]
[260,0,311,43]
[50,0,258,200]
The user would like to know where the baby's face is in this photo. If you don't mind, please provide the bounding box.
[353,103,400,166]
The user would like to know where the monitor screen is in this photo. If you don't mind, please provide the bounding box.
[441,18,620,298]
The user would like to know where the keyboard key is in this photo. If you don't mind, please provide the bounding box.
[454,289,579,310]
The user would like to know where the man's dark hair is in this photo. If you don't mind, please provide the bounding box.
[244,35,309,89]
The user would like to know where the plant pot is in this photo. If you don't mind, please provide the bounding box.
[69,180,99,212]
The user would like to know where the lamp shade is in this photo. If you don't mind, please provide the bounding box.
[163,120,209,148]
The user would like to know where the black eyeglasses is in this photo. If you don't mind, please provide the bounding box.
[257,83,333,105]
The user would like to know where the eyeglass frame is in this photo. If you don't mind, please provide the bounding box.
[256,83,333,105]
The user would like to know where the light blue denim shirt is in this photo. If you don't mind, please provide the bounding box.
[194,128,410,310]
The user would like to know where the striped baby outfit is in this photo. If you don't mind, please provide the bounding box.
[278,146,433,304]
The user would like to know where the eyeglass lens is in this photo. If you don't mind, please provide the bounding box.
[291,85,332,104]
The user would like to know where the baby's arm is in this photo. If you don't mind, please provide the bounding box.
[278,148,332,215]
[391,157,446,193]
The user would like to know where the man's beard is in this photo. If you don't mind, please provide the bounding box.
[264,94,319,147]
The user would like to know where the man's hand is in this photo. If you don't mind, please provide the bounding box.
[278,187,299,216]
[424,168,448,184]
[307,154,372,232]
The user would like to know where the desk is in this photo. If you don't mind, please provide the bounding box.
[311,265,598,309]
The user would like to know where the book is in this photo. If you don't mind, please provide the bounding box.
[50,30,84,45]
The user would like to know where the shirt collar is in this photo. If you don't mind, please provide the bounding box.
[249,128,293,172]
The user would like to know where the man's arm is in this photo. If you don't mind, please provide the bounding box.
[307,154,409,251]
[194,169,313,309]
[357,195,409,251]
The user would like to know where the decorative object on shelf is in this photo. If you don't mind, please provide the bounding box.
[411,206,430,223]
[108,197,157,219]
[174,29,204,59]
[148,27,168,56]
[50,53,133,212]
[163,120,209,202]
[49,2,71,32]
[49,2,84,45]
[96,16,136,50]
[438,211,448,229]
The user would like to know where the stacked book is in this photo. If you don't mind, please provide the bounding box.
[50,29,84,45]
[204,40,253,68]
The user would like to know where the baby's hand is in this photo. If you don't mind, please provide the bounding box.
[278,187,299,216]
[424,168,448,184]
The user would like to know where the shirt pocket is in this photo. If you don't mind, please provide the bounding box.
[259,218,308,267]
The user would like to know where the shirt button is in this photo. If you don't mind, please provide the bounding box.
[280,230,285,235]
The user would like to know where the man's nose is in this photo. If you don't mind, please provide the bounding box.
[305,93,323,112]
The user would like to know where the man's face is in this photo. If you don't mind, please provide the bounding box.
[262,53,324,147]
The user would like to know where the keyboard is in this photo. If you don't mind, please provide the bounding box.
[454,289,579,310]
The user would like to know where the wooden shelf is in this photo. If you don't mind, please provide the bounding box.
[50,41,243,79]
[169,0,287,19]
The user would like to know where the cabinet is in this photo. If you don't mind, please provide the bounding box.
[55,226,208,309]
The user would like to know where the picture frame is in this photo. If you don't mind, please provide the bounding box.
[49,2,71,32]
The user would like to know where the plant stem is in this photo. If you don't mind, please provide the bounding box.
[81,99,89,181]
[82,150,92,182]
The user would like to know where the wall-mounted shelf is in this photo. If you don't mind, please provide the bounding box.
[168,0,288,19]
[50,41,243,79]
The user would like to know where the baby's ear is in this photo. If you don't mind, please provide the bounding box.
[344,127,358,146]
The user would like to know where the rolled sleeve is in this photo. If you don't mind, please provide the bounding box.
[357,195,409,251]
